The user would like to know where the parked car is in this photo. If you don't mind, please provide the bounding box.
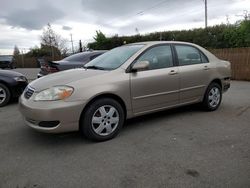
[0,55,15,69]
[37,51,107,78]
[0,70,28,107]
[19,41,231,141]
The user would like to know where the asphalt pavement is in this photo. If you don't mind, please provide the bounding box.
[0,78,249,188]
[13,68,40,81]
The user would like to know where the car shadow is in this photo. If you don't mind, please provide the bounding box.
[123,104,202,132]
[23,104,202,146]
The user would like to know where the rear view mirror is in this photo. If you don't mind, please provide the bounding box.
[131,61,149,72]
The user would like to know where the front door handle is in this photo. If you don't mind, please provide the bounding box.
[203,65,210,70]
[169,70,178,75]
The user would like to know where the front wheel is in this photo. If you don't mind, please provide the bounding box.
[80,98,125,141]
[202,82,222,111]
[0,83,11,107]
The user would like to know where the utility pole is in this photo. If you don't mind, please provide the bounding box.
[79,40,83,52]
[21,49,24,68]
[226,14,230,25]
[70,33,74,54]
[205,0,208,28]
[49,35,54,60]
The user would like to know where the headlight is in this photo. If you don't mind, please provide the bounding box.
[14,76,27,82]
[34,86,74,101]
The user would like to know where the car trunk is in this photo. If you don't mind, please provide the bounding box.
[38,59,85,76]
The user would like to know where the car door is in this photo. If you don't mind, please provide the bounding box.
[174,44,210,104]
[130,45,179,115]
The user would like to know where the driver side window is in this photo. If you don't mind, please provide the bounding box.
[135,45,174,70]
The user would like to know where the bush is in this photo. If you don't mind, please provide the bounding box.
[88,20,250,50]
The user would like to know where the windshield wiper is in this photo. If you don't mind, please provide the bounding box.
[83,65,106,70]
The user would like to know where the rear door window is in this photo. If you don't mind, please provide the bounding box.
[175,45,207,66]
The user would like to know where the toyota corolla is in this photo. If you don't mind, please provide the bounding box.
[19,41,231,141]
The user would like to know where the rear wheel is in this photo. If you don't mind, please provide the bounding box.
[0,83,11,107]
[202,82,222,111]
[80,98,125,141]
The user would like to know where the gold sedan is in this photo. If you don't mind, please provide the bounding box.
[19,41,231,141]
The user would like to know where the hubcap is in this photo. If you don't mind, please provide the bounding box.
[0,87,7,104]
[91,105,119,136]
[208,87,221,108]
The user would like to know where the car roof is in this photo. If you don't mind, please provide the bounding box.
[128,41,197,46]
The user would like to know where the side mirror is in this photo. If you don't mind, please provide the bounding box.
[131,61,149,72]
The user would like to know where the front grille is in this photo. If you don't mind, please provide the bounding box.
[24,86,35,99]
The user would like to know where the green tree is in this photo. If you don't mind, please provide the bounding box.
[41,23,68,58]
[13,45,20,57]
[238,20,250,46]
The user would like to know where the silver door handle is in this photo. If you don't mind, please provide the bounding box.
[169,70,178,75]
[203,65,210,70]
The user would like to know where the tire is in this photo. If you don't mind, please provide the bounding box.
[202,82,222,111]
[0,83,11,107]
[80,98,125,141]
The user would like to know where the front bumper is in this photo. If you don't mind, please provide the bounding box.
[19,94,86,133]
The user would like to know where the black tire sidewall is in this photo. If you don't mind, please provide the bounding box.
[0,83,11,107]
[203,83,222,111]
[80,98,125,141]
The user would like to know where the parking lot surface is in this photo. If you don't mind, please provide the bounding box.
[0,80,250,188]
[13,68,40,81]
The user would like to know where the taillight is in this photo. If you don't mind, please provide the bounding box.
[46,66,58,73]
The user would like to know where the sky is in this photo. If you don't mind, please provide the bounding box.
[0,0,249,55]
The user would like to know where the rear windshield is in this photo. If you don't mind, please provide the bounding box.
[63,52,92,61]
[0,56,13,61]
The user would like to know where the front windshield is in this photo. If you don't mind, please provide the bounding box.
[85,44,144,70]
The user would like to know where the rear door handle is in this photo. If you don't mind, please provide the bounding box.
[169,70,178,75]
[203,65,210,70]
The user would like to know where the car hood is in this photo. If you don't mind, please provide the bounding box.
[0,70,24,77]
[29,68,107,91]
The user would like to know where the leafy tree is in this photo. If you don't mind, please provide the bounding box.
[41,23,68,58]
[26,44,61,59]
[13,45,20,57]
[238,20,250,46]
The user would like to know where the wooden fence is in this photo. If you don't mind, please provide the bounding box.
[16,57,39,68]
[210,48,250,81]
[15,56,62,68]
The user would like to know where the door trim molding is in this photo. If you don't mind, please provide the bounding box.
[180,85,206,92]
[133,89,179,100]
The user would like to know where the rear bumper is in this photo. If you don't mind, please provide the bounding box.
[0,62,14,69]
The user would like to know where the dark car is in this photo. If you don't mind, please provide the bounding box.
[0,55,15,69]
[0,70,28,107]
[37,51,107,78]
